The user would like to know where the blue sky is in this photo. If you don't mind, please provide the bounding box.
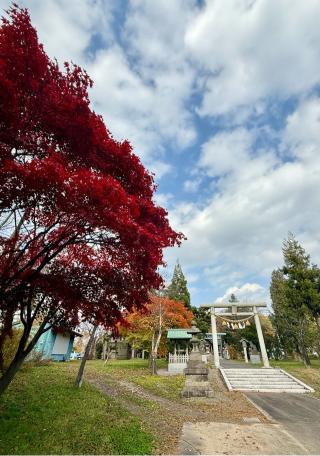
[4,0,320,306]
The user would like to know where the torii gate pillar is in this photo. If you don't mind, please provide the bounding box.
[253,305,270,368]
[210,310,220,368]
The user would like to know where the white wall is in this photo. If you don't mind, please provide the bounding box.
[52,333,69,354]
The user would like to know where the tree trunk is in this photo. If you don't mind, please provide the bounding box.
[0,315,50,396]
[299,344,311,367]
[151,351,157,375]
[0,352,25,395]
[75,325,97,388]
[102,341,107,361]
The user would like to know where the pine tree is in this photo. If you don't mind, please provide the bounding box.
[166,261,191,309]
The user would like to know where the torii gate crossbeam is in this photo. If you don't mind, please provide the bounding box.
[200,302,270,368]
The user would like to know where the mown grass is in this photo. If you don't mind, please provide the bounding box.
[269,358,320,398]
[133,373,184,400]
[0,363,154,455]
[97,358,167,370]
[89,359,185,400]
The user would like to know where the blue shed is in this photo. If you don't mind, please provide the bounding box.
[35,327,81,361]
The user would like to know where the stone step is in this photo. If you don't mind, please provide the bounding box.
[227,372,293,376]
[226,374,289,378]
[227,378,293,382]
[230,383,305,389]
[220,367,314,393]
[235,387,308,393]
[228,378,294,383]
[224,368,280,372]
[224,369,281,371]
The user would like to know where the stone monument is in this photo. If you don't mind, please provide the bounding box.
[181,321,214,398]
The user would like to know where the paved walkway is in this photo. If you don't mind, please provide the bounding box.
[178,421,308,455]
[219,359,320,452]
[220,358,259,369]
[247,393,320,454]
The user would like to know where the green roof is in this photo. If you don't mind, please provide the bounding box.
[167,329,192,339]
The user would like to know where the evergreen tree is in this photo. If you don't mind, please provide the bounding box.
[270,269,295,357]
[270,234,317,366]
[228,293,239,303]
[192,307,210,333]
[166,261,191,309]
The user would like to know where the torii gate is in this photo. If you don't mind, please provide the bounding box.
[200,302,270,368]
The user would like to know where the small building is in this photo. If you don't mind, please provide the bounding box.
[167,329,226,373]
[167,328,192,373]
[34,327,81,361]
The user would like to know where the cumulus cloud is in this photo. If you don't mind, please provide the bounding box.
[167,96,320,296]
[215,283,266,303]
[0,0,115,65]
[199,128,255,177]
[282,97,320,162]
[185,0,320,117]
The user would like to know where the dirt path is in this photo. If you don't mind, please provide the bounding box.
[85,368,267,455]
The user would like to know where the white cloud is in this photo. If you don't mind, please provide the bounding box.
[185,0,320,117]
[153,192,174,209]
[199,128,255,177]
[283,97,320,162]
[166,96,320,294]
[184,177,202,193]
[1,0,115,65]
[215,283,266,303]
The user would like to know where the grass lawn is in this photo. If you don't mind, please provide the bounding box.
[90,359,184,400]
[0,363,154,455]
[270,358,320,398]
[0,358,270,455]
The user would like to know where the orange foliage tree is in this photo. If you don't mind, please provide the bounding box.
[121,294,193,374]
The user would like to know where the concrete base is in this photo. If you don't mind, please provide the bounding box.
[181,380,215,398]
[250,354,261,364]
[168,362,187,373]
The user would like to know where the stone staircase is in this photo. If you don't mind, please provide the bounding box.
[220,368,314,393]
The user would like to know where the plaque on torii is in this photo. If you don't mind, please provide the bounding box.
[200,302,270,368]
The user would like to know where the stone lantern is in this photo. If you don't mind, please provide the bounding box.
[188,320,201,354]
[181,320,214,398]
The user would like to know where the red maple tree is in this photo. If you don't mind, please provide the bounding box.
[0,5,183,393]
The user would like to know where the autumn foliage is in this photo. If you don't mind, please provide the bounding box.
[0,5,182,392]
[121,295,193,358]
